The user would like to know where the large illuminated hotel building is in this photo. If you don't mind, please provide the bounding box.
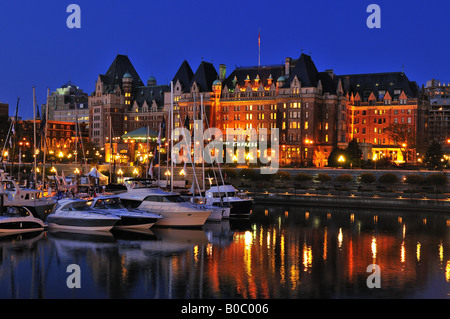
[88,53,428,167]
[170,54,427,166]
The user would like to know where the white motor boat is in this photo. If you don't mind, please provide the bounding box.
[204,184,253,218]
[0,206,46,233]
[46,199,120,232]
[186,196,229,221]
[118,179,211,227]
[87,195,162,229]
[0,170,56,221]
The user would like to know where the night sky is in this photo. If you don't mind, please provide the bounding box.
[0,0,449,118]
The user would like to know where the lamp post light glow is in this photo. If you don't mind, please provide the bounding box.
[338,155,346,163]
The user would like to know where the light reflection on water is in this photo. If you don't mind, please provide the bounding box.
[1,204,450,298]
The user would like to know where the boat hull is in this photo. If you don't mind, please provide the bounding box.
[114,216,160,229]
[154,210,211,227]
[0,218,45,233]
[46,216,118,232]
[212,199,253,217]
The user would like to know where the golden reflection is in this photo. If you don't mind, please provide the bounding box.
[290,264,300,290]
[323,227,328,261]
[194,245,199,263]
[439,242,444,264]
[338,228,343,248]
[350,213,354,223]
[401,241,406,264]
[374,215,378,224]
[303,243,312,271]
[398,216,402,224]
[416,242,421,262]
[446,261,450,282]
[244,231,253,247]
[206,243,213,258]
[371,235,377,262]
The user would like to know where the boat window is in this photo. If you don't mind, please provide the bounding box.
[64,201,92,211]
[4,207,29,217]
[162,195,185,203]
[144,196,162,202]
[102,197,123,209]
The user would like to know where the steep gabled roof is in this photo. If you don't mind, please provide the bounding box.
[288,54,320,88]
[172,60,194,93]
[190,61,218,92]
[337,72,420,100]
[100,55,143,92]
[133,85,169,109]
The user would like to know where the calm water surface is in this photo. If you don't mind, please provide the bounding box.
[2,203,450,299]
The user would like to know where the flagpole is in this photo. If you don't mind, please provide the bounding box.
[170,81,174,193]
[42,88,49,191]
[146,125,149,179]
[33,87,37,189]
[258,28,261,67]
[201,94,205,194]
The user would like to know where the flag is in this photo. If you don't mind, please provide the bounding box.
[149,161,153,179]
[35,98,41,119]
[157,124,162,146]
[258,28,260,47]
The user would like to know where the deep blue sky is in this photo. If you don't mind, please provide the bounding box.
[0,0,449,119]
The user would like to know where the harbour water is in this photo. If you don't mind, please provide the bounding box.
[1,202,450,299]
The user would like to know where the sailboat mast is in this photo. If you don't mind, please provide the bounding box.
[170,81,174,192]
[201,94,205,194]
[33,87,37,188]
[42,88,49,190]
[109,115,112,183]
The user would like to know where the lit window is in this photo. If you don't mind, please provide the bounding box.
[304,122,308,130]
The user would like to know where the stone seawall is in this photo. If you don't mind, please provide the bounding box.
[252,192,450,214]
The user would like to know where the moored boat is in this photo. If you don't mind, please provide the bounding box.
[118,179,211,227]
[0,206,46,233]
[46,199,120,232]
[87,195,162,229]
[204,184,253,218]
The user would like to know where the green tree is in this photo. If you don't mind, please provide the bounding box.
[346,138,363,166]
[384,123,415,163]
[327,148,350,168]
[424,141,444,169]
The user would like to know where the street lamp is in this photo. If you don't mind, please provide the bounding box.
[117,168,124,183]
[338,155,346,164]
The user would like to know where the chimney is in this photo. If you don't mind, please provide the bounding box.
[219,64,226,81]
[285,57,292,77]
[325,69,334,79]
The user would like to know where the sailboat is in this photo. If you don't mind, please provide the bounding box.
[118,82,211,227]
